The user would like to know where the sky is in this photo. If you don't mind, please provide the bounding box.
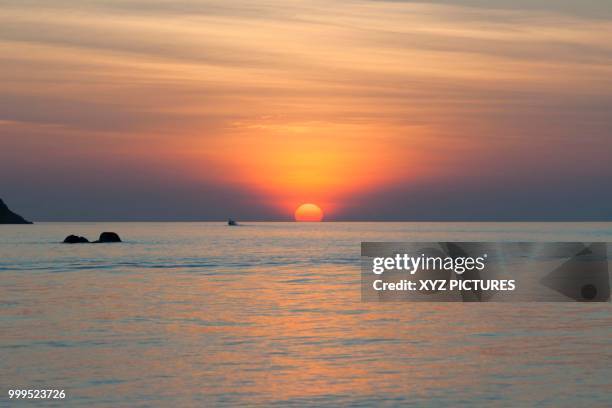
[1,0,611,221]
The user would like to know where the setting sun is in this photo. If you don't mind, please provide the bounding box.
[294,203,324,222]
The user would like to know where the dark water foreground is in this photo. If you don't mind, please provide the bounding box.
[1,222,611,406]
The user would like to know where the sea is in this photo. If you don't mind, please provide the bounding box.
[1,222,611,407]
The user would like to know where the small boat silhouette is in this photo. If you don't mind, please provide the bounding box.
[227,218,238,226]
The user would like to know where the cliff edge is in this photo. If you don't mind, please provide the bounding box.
[0,198,33,224]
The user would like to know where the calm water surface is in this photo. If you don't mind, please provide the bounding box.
[1,222,611,407]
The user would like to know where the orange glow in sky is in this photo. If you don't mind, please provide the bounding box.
[197,121,433,218]
[1,1,612,220]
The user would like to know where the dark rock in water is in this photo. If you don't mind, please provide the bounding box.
[63,232,121,244]
[0,198,32,224]
[228,218,238,226]
[64,235,89,244]
[95,232,122,243]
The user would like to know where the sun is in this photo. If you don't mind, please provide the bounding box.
[294,203,324,222]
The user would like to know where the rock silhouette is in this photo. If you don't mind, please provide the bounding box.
[95,232,122,243]
[0,198,32,224]
[63,232,122,244]
[63,235,90,244]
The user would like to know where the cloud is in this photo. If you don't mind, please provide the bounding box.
[368,0,612,19]
[1,0,611,219]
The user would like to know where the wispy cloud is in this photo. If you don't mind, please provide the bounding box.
[1,0,611,219]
